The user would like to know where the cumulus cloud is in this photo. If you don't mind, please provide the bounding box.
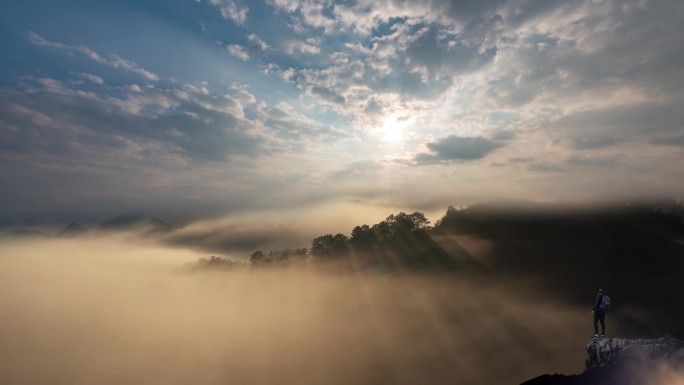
[8,0,684,219]
[247,33,270,51]
[263,0,684,151]
[205,0,249,24]
[265,18,498,137]
[27,31,159,81]
[0,79,341,219]
[414,135,502,164]
[284,39,320,55]
[227,44,250,61]
[0,78,269,164]
[256,101,347,141]
[227,34,271,62]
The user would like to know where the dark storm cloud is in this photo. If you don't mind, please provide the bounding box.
[414,135,502,165]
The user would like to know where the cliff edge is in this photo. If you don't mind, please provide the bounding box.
[586,337,684,369]
[521,337,684,385]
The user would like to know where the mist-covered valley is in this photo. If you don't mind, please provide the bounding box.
[2,202,684,385]
[0,238,587,385]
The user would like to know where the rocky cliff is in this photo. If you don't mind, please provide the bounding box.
[586,337,684,369]
[521,337,684,385]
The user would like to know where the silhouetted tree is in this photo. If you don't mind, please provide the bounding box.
[250,250,266,265]
[348,212,431,254]
[384,212,430,235]
[195,256,246,270]
[267,248,308,263]
[250,248,309,266]
[350,225,376,252]
[371,221,393,240]
[311,233,350,258]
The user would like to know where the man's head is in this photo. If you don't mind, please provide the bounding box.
[598,288,603,293]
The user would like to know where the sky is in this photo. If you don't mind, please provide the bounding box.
[1,0,684,229]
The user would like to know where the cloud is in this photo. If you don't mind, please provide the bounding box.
[650,134,684,147]
[414,135,502,164]
[78,73,105,85]
[226,34,271,62]
[205,0,249,24]
[527,163,564,173]
[284,39,320,55]
[266,19,497,134]
[256,101,347,141]
[269,0,336,32]
[331,160,384,179]
[227,44,250,61]
[163,218,308,254]
[27,31,159,81]
[0,79,323,219]
[247,34,270,51]
[108,55,160,81]
[0,78,268,163]
[570,137,617,150]
[310,86,345,105]
[8,0,684,219]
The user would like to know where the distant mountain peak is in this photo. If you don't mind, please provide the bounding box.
[99,210,172,233]
[57,222,89,238]
[1,228,47,240]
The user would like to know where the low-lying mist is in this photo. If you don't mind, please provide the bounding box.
[0,237,605,385]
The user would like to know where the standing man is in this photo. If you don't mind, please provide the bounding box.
[592,288,608,339]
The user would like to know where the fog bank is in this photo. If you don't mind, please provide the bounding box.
[1,238,592,385]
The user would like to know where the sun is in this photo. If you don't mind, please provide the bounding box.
[378,114,408,143]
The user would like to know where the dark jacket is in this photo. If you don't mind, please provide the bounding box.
[593,292,604,311]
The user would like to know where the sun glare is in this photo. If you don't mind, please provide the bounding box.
[378,114,408,143]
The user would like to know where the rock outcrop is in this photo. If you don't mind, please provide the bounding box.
[521,337,684,385]
[586,337,684,369]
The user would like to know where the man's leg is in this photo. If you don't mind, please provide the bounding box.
[593,312,599,335]
[599,311,606,335]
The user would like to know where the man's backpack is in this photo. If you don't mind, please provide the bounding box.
[599,294,611,311]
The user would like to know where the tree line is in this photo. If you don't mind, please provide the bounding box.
[195,211,437,270]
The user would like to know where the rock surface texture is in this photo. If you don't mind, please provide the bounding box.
[586,337,684,369]
[520,337,684,385]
